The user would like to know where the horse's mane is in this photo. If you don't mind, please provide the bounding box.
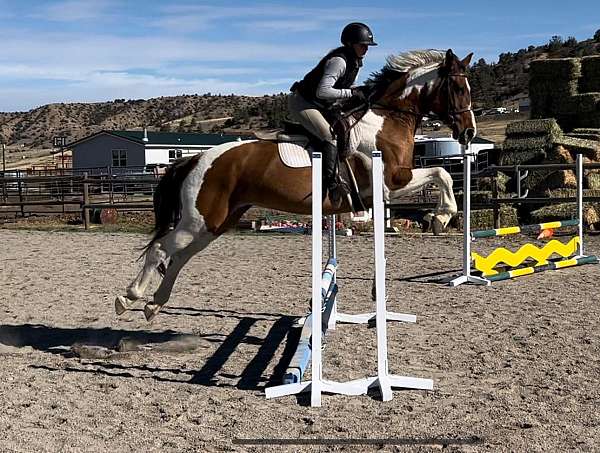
[365,49,445,89]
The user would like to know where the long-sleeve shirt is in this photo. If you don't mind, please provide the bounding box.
[315,57,355,101]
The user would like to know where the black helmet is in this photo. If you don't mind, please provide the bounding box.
[341,22,377,46]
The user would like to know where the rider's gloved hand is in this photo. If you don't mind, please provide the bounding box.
[350,86,369,104]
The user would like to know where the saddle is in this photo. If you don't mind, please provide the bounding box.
[254,121,366,212]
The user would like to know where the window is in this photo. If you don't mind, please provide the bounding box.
[168,149,183,161]
[112,149,127,167]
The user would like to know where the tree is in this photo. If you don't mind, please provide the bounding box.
[594,29,600,42]
[547,35,563,52]
[565,36,578,47]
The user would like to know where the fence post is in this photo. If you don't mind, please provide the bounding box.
[17,173,24,217]
[83,172,90,230]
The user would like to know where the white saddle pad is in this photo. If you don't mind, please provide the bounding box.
[278,141,313,168]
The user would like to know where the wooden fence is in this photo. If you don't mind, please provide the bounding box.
[0,171,157,229]
[4,162,600,231]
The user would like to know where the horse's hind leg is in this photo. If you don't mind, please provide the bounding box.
[420,167,457,234]
[143,232,214,322]
[143,205,250,321]
[389,167,457,235]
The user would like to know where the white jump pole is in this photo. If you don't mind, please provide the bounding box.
[310,152,324,406]
[449,145,490,287]
[577,153,584,257]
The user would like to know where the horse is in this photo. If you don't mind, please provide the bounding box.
[115,48,476,321]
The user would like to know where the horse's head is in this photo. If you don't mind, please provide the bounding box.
[365,49,476,145]
[430,49,475,145]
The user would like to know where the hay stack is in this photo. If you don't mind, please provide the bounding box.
[525,168,577,193]
[580,56,600,93]
[554,135,600,161]
[529,56,600,130]
[543,188,600,199]
[573,128,600,135]
[477,172,510,193]
[491,55,600,226]
[505,118,563,138]
[454,206,519,230]
[529,203,600,228]
[499,119,562,166]
[529,58,580,119]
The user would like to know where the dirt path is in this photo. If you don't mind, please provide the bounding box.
[1,229,599,451]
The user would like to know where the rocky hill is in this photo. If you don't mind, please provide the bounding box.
[0,94,287,149]
[1,30,599,149]
[469,32,600,109]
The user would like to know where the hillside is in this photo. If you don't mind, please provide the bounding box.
[0,94,287,149]
[1,30,599,150]
[469,32,600,109]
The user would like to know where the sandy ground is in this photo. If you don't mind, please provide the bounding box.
[1,228,599,452]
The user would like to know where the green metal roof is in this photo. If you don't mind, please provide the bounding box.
[111,130,251,146]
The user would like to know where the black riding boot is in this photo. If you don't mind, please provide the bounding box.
[321,141,343,209]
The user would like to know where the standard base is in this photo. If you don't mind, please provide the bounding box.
[448,274,491,287]
[265,374,434,407]
[336,311,417,324]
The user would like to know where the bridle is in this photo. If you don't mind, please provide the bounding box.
[442,73,473,127]
[370,72,473,127]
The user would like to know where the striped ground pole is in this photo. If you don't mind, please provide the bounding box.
[472,219,580,239]
[281,258,338,385]
[485,255,599,282]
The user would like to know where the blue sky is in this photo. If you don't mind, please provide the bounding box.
[1,0,599,112]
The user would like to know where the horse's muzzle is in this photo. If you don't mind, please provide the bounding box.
[458,128,475,145]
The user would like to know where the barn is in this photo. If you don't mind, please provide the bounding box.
[69,129,251,173]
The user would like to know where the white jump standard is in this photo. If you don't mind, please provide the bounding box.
[265,151,433,407]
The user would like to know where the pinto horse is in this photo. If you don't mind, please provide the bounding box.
[115,49,476,321]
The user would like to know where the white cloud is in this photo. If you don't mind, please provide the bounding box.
[0,71,294,111]
[32,0,116,22]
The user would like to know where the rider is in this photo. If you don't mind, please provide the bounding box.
[288,22,377,208]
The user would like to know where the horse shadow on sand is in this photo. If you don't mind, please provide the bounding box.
[0,307,305,393]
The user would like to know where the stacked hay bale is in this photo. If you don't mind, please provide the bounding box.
[580,56,600,96]
[500,119,577,193]
[493,55,600,229]
[497,118,600,228]
[530,56,600,131]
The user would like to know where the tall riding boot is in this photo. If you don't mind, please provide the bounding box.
[321,141,343,209]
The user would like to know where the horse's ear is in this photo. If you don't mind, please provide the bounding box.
[445,49,455,66]
[461,52,474,68]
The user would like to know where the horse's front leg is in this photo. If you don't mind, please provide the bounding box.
[388,167,457,235]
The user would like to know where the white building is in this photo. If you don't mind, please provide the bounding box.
[69,129,251,173]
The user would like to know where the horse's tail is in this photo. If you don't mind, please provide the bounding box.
[141,155,201,257]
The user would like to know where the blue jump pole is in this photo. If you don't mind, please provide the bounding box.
[282,258,338,385]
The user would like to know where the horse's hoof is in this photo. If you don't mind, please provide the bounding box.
[126,287,142,301]
[115,296,134,315]
[144,303,161,322]
[432,218,445,236]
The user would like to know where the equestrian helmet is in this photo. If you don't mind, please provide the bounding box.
[341,22,377,46]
